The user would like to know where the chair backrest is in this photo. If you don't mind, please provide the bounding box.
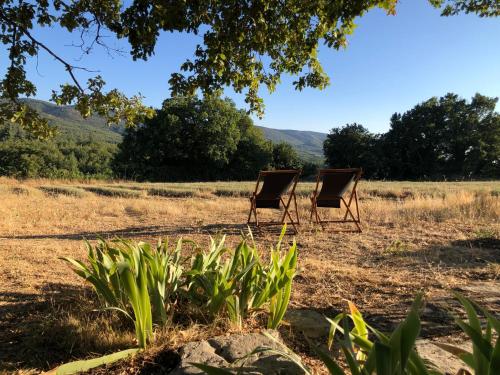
[316,168,362,200]
[255,170,300,201]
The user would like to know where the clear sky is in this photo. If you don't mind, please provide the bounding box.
[11,0,500,134]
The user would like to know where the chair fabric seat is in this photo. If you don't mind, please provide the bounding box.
[316,197,341,208]
[253,172,297,209]
[310,168,362,232]
[255,199,281,209]
[248,169,301,233]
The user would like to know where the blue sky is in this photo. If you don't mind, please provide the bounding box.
[13,0,500,134]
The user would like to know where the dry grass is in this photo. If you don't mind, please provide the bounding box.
[0,177,498,374]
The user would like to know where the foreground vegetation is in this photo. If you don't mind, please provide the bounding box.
[0,179,498,374]
[199,293,500,375]
[62,228,297,348]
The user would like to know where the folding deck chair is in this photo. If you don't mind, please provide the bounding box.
[310,168,362,232]
[247,169,301,233]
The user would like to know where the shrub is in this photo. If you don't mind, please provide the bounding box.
[61,238,184,348]
[82,186,143,198]
[147,187,197,198]
[437,293,500,375]
[185,226,297,329]
[39,185,87,198]
[62,228,297,347]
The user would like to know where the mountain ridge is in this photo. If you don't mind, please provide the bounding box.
[20,99,326,159]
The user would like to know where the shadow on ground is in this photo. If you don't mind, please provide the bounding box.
[364,235,499,274]
[0,222,301,241]
[0,283,133,373]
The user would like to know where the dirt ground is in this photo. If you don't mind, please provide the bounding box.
[0,179,498,374]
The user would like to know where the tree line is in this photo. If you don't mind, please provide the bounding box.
[324,93,500,179]
[0,93,498,180]
[113,96,314,181]
[0,96,311,180]
[0,123,117,179]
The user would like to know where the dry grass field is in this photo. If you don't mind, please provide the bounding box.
[0,177,499,374]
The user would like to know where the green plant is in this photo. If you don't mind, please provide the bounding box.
[185,234,258,326]
[436,292,500,375]
[83,186,143,198]
[62,229,296,348]
[61,238,184,348]
[320,295,437,375]
[209,295,438,375]
[142,239,184,324]
[255,227,298,329]
[40,185,87,198]
[61,240,127,308]
[186,226,297,329]
[55,348,139,375]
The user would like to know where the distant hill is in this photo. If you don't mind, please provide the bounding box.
[21,99,123,143]
[257,126,326,162]
[20,99,326,159]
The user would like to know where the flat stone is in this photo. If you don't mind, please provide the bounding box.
[169,340,229,374]
[460,281,500,297]
[416,339,471,375]
[170,330,306,374]
[284,309,330,338]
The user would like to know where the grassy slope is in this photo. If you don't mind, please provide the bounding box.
[22,99,123,143]
[257,125,326,161]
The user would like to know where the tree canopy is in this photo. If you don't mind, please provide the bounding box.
[1,0,498,137]
[0,122,117,178]
[323,93,500,179]
[323,123,386,179]
[113,96,274,181]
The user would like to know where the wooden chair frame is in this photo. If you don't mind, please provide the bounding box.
[247,170,301,233]
[310,168,362,232]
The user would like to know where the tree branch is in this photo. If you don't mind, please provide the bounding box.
[0,10,97,94]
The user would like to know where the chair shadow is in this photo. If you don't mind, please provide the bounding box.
[0,283,132,373]
[0,222,302,241]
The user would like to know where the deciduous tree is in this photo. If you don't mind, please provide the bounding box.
[1,0,497,136]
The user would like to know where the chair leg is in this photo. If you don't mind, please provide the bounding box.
[343,200,349,221]
[343,202,362,233]
[355,191,360,223]
[284,207,299,233]
[314,205,324,228]
[247,200,253,224]
[293,193,300,225]
[279,197,299,233]
[309,202,315,223]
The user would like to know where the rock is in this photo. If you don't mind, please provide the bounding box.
[169,340,229,374]
[460,281,500,303]
[169,330,306,374]
[284,309,330,338]
[416,339,471,375]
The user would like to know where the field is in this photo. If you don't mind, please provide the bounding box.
[0,178,499,374]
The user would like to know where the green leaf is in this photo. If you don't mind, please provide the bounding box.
[55,349,139,375]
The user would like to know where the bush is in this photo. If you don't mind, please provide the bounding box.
[61,238,184,348]
[39,185,87,198]
[186,226,297,329]
[147,187,197,198]
[62,227,297,347]
[82,186,143,198]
